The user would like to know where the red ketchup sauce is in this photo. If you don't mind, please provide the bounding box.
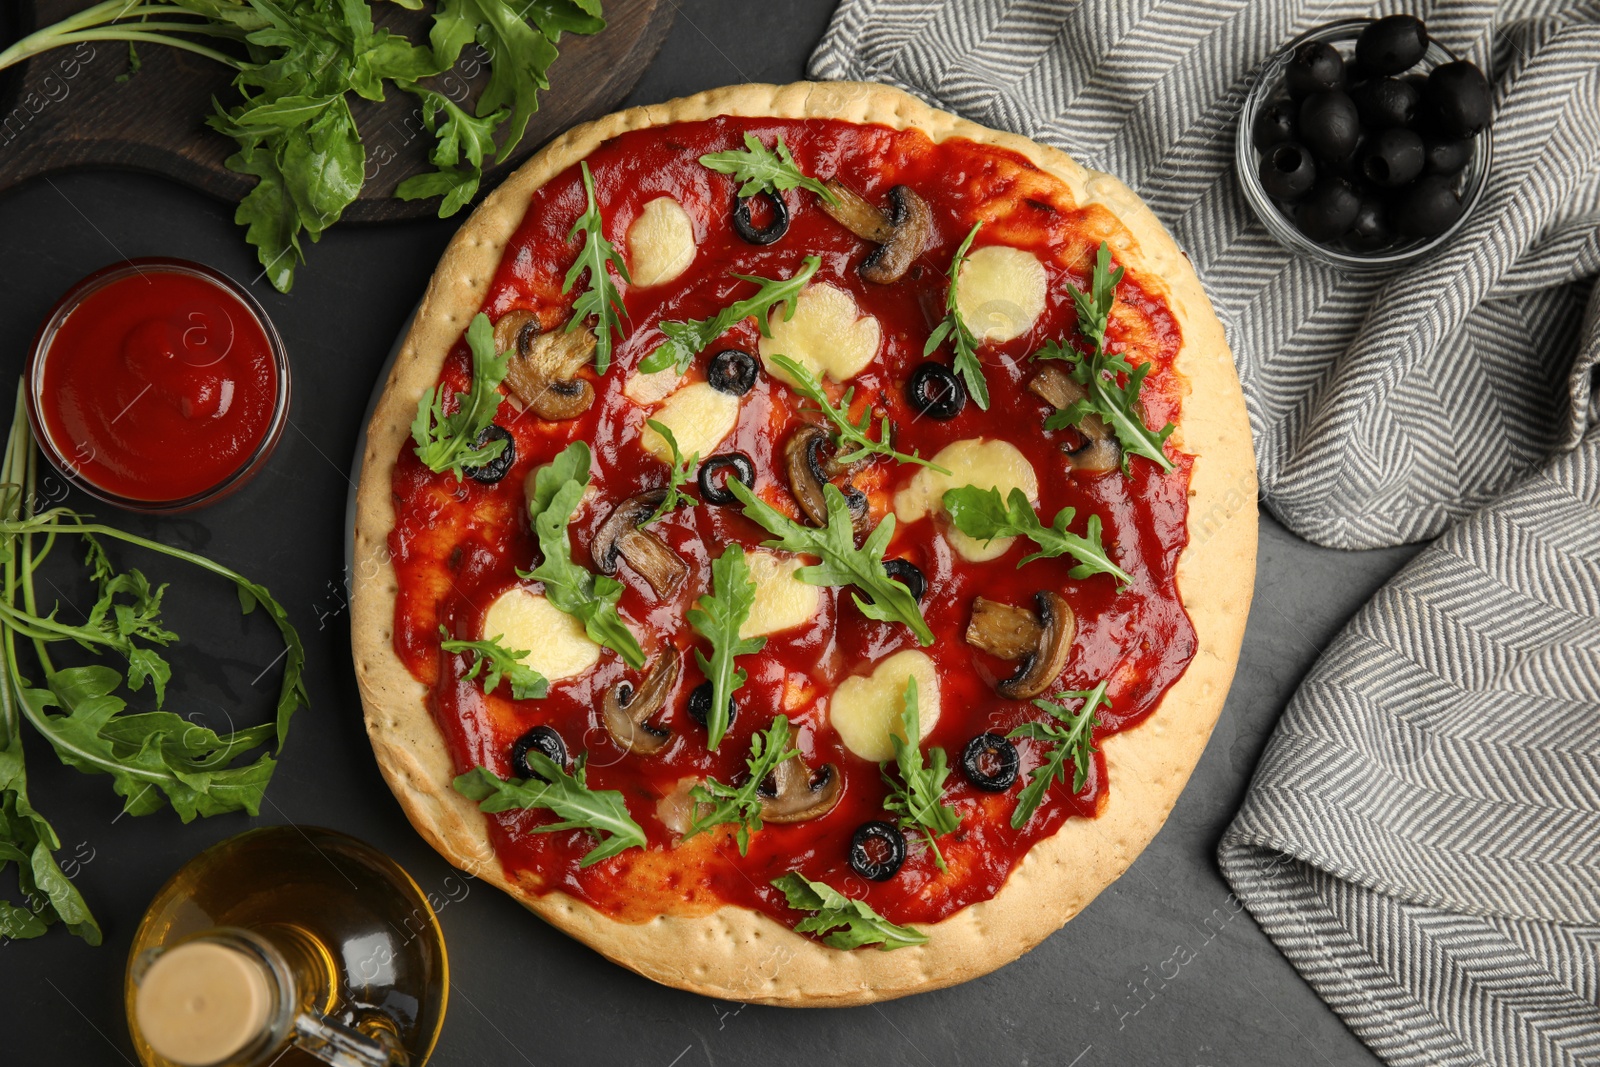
[32,261,283,506]
[388,118,1196,930]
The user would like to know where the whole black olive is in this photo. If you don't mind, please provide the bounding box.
[511,725,568,781]
[696,452,755,506]
[464,425,515,484]
[1259,141,1317,201]
[1298,91,1361,161]
[1295,175,1361,241]
[849,821,907,882]
[1425,61,1492,137]
[905,360,966,420]
[1423,135,1473,176]
[1355,14,1429,75]
[961,733,1020,792]
[1251,100,1297,150]
[1345,194,1396,252]
[1286,41,1344,97]
[732,190,789,245]
[1397,175,1464,238]
[707,348,758,395]
[1352,77,1420,129]
[687,681,738,730]
[1359,128,1425,187]
[882,559,926,602]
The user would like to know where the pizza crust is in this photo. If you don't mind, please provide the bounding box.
[351,81,1256,1006]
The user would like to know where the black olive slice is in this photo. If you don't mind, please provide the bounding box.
[849,821,907,881]
[707,348,758,395]
[687,681,739,730]
[961,732,1020,792]
[464,425,515,484]
[511,725,568,781]
[732,191,789,245]
[697,452,756,506]
[906,361,966,420]
[882,559,926,602]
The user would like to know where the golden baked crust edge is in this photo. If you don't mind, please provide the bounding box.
[350,81,1257,1006]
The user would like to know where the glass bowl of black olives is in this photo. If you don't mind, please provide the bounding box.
[1236,15,1493,270]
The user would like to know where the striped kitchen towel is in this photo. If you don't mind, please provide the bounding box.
[810,0,1600,551]
[1219,438,1600,1067]
[811,2,1600,1065]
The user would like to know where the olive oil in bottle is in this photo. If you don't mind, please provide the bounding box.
[126,825,448,1067]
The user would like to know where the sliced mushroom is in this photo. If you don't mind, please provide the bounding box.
[820,180,932,284]
[783,425,870,536]
[602,646,679,756]
[592,490,688,598]
[966,597,1045,661]
[495,309,597,421]
[759,754,843,823]
[965,591,1075,700]
[1028,365,1121,474]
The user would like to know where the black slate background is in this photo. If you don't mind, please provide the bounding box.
[0,2,1419,1064]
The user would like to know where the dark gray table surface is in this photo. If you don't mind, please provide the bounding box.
[0,3,1423,1064]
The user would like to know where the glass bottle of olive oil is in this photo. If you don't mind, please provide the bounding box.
[125,826,448,1067]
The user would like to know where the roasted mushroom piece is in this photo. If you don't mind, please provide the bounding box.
[783,425,870,535]
[759,753,843,823]
[820,179,933,284]
[965,592,1076,700]
[602,647,680,756]
[592,490,688,598]
[494,308,597,421]
[1028,364,1121,474]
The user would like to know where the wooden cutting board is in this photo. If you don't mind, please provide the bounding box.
[0,1,674,222]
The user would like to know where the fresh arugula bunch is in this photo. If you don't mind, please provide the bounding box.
[771,872,927,951]
[517,442,645,668]
[1008,680,1109,828]
[682,715,797,854]
[685,545,765,750]
[0,384,308,944]
[698,133,838,204]
[395,86,509,217]
[642,420,698,526]
[1034,242,1175,473]
[410,312,508,478]
[454,752,645,868]
[563,162,629,373]
[0,1,608,292]
[942,485,1132,588]
[924,223,989,410]
[727,480,933,645]
[437,625,548,700]
[766,354,948,473]
[881,679,958,871]
[638,257,820,375]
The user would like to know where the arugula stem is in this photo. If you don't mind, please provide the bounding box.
[0,2,245,72]
[42,30,244,69]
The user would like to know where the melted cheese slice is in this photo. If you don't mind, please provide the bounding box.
[956,245,1046,344]
[480,586,600,681]
[626,196,697,288]
[893,438,1040,562]
[623,365,681,406]
[758,282,881,384]
[739,551,821,639]
[640,381,740,463]
[829,650,941,762]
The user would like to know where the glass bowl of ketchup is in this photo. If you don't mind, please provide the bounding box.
[27,258,290,512]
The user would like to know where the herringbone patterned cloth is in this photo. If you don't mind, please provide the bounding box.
[811,0,1600,550]
[810,2,1600,1064]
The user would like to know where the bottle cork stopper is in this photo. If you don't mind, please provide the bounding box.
[135,940,273,1067]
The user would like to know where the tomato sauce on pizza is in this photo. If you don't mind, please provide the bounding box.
[385,116,1195,932]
